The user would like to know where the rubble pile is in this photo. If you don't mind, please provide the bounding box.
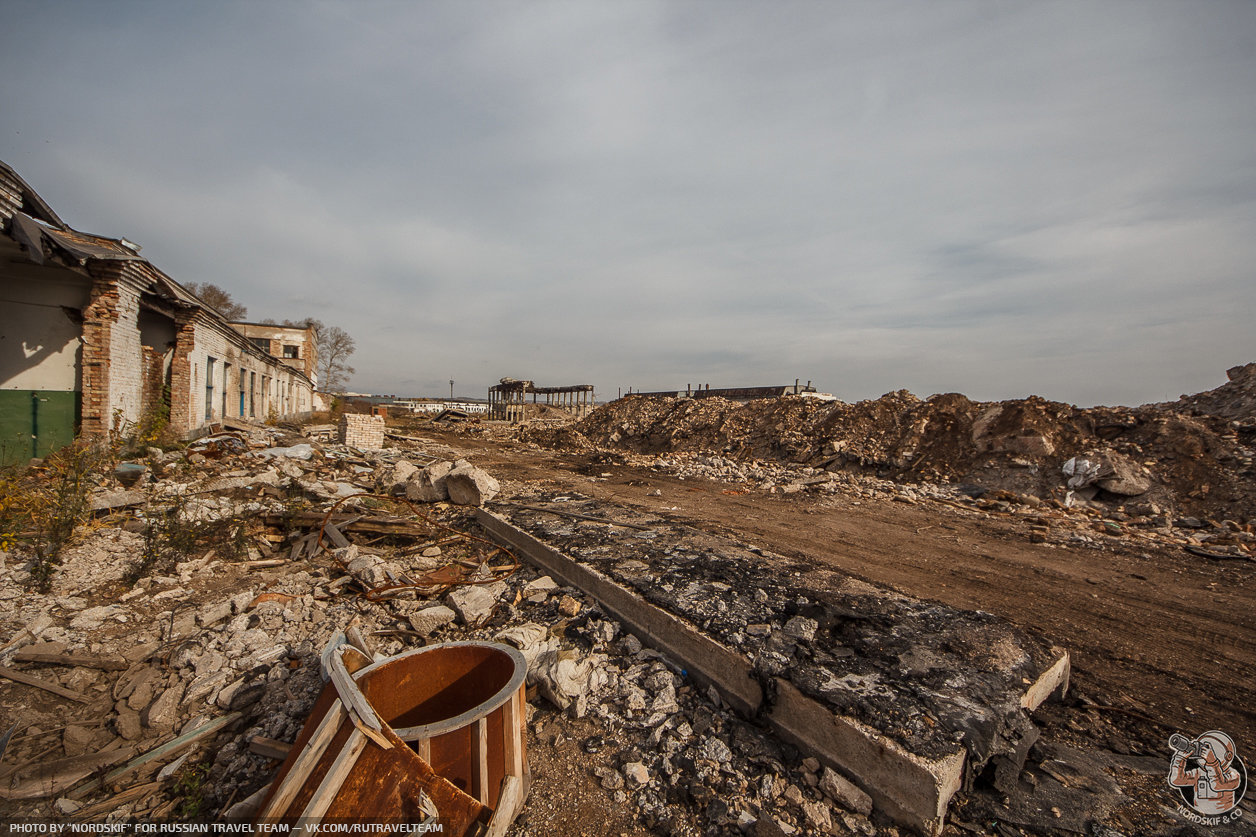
[1159,361,1256,420]
[0,425,924,835]
[552,366,1256,522]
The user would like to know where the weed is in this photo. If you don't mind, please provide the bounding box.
[127,492,253,584]
[11,439,116,592]
[171,760,211,821]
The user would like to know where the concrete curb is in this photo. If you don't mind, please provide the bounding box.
[477,509,1041,835]
[476,509,763,716]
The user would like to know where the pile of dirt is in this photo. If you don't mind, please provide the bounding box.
[1158,362,1256,420]
[542,367,1256,522]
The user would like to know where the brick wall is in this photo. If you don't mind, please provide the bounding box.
[80,275,119,435]
[106,279,144,430]
[339,413,385,449]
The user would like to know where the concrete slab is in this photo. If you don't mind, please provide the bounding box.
[478,497,1071,836]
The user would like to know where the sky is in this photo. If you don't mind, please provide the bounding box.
[2,1,1254,407]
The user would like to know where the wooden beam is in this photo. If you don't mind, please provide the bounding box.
[0,664,90,703]
[10,651,127,671]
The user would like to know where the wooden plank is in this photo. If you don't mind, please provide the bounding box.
[326,648,383,734]
[265,513,433,539]
[257,700,347,821]
[0,664,90,703]
[248,737,293,761]
[323,522,352,550]
[10,651,127,671]
[70,712,243,799]
[484,775,523,837]
[503,688,523,781]
[70,780,160,820]
[0,749,132,800]
[295,728,367,825]
[473,717,489,805]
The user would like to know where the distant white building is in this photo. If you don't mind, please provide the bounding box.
[392,399,489,414]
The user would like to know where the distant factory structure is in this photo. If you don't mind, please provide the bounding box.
[625,379,835,403]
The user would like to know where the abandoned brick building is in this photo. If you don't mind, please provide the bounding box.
[0,160,317,464]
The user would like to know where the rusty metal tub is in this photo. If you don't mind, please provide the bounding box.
[357,641,529,812]
[257,641,528,835]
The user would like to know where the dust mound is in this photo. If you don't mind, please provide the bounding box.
[568,368,1256,521]
[1159,362,1256,421]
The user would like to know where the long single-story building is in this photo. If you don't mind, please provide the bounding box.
[1,160,317,464]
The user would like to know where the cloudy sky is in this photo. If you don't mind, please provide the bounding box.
[3,1,1254,406]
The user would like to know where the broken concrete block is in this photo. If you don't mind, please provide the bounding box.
[698,736,732,764]
[557,594,581,617]
[801,800,832,833]
[407,605,457,637]
[184,670,231,706]
[819,767,873,816]
[384,460,419,494]
[751,816,789,837]
[197,600,234,627]
[445,586,498,626]
[445,462,501,506]
[406,461,454,503]
[143,682,186,730]
[495,623,558,673]
[215,677,250,709]
[622,762,651,788]
[523,576,558,597]
[62,725,93,757]
[784,615,818,642]
[89,490,146,512]
[70,605,125,631]
[124,667,159,710]
[113,704,143,741]
[1096,451,1151,496]
[533,650,593,713]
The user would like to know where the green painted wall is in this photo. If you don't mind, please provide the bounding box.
[0,390,81,465]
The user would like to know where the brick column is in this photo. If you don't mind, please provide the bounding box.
[79,276,120,435]
[169,311,198,434]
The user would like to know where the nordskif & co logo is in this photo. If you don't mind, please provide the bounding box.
[1167,730,1247,825]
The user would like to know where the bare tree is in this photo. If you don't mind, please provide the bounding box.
[185,282,248,321]
[286,318,356,393]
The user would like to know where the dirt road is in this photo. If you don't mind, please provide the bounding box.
[427,428,1256,752]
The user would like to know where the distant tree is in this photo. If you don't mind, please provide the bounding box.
[285,318,356,393]
[185,282,248,320]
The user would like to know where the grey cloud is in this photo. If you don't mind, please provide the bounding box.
[2,1,1254,406]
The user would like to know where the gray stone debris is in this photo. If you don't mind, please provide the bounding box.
[405,460,455,503]
[783,615,818,642]
[445,461,501,506]
[622,761,651,788]
[523,575,558,599]
[383,460,419,494]
[444,585,498,626]
[819,766,873,816]
[407,604,456,637]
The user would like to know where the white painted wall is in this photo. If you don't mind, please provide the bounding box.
[0,271,90,391]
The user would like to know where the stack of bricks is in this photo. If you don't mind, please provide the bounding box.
[339,413,385,449]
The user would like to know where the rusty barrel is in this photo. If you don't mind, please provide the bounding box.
[354,641,529,812]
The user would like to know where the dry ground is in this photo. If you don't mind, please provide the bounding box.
[425,426,1256,760]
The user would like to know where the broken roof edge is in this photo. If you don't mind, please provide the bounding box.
[0,159,68,228]
[0,159,314,388]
